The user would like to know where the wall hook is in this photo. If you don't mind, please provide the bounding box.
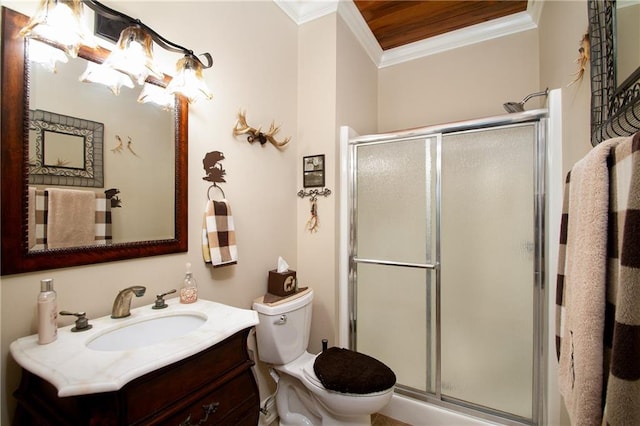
[297,188,331,201]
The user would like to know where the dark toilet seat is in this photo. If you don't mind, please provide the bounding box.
[313,347,396,395]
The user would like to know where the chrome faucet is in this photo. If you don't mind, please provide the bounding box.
[111,286,146,318]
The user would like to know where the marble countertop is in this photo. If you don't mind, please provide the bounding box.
[9,298,259,397]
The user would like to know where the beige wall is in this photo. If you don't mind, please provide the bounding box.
[1,2,299,423]
[378,29,540,132]
[538,2,591,424]
[539,0,592,176]
[296,13,339,357]
[1,1,594,424]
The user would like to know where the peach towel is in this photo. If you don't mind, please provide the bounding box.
[46,188,96,249]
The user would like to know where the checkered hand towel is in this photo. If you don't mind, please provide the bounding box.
[202,199,237,267]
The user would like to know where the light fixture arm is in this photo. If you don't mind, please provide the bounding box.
[83,0,213,69]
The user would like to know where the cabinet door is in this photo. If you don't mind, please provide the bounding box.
[158,372,259,426]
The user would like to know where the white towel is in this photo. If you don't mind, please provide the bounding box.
[202,199,237,267]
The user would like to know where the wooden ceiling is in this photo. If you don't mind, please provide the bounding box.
[353,1,529,51]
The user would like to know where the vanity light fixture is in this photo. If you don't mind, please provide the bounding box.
[20,0,214,105]
[102,26,164,86]
[27,39,69,73]
[137,83,175,110]
[166,55,214,104]
[20,0,96,58]
[79,61,135,95]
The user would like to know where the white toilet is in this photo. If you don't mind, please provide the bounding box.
[252,289,395,426]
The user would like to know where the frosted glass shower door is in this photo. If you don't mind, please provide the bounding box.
[348,117,544,424]
[440,125,536,419]
[353,137,438,393]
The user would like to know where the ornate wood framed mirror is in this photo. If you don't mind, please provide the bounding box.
[1,7,188,275]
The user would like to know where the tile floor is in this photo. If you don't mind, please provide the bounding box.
[270,413,409,425]
[371,413,412,426]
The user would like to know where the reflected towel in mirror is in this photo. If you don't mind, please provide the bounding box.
[28,188,111,250]
[47,188,96,249]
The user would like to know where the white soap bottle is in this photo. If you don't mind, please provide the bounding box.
[37,278,58,344]
[180,262,198,304]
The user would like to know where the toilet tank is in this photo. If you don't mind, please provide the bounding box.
[252,290,313,365]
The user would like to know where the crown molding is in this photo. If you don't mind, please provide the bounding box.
[274,0,339,25]
[379,11,538,68]
[336,0,383,65]
[275,0,542,68]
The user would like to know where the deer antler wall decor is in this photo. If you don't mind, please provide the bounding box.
[232,111,291,149]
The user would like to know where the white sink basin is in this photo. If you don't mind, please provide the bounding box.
[10,298,259,397]
[87,313,207,351]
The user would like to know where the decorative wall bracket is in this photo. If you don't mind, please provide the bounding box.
[298,188,330,233]
[297,188,331,201]
[202,151,227,199]
[233,111,291,149]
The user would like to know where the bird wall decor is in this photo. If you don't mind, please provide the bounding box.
[202,151,226,184]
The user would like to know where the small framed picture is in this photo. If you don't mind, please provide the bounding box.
[303,154,325,188]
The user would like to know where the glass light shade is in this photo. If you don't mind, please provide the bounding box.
[20,0,96,58]
[137,83,175,110]
[104,26,163,85]
[166,56,213,103]
[28,39,68,73]
[79,61,134,95]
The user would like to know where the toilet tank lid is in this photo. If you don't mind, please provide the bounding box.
[252,289,314,315]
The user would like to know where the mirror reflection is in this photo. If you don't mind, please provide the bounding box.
[28,108,104,187]
[616,0,640,86]
[27,40,176,250]
[1,7,188,276]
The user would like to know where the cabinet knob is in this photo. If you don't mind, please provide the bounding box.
[179,402,219,426]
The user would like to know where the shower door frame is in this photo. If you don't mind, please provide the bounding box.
[344,110,548,426]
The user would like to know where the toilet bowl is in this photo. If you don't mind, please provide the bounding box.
[252,289,395,426]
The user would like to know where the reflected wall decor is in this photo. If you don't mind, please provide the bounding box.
[28,109,104,187]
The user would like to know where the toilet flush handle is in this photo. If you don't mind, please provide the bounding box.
[275,314,287,325]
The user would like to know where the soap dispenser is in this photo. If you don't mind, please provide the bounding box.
[37,278,58,344]
[180,262,198,304]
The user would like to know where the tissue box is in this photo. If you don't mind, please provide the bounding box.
[268,270,297,297]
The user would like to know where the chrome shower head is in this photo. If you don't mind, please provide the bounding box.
[503,101,525,113]
[503,88,549,113]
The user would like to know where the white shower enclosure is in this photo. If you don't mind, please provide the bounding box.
[343,111,547,425]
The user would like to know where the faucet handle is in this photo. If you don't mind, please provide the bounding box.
[60,311,93,332]
[152,289,177,309]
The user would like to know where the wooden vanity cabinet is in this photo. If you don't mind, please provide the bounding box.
[12,328,260,425]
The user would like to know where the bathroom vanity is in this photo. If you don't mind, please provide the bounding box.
[10,299,260,425]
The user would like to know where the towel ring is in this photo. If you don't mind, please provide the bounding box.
[207,184,226,200]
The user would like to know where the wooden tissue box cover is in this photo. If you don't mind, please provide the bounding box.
[268,270,297,296]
